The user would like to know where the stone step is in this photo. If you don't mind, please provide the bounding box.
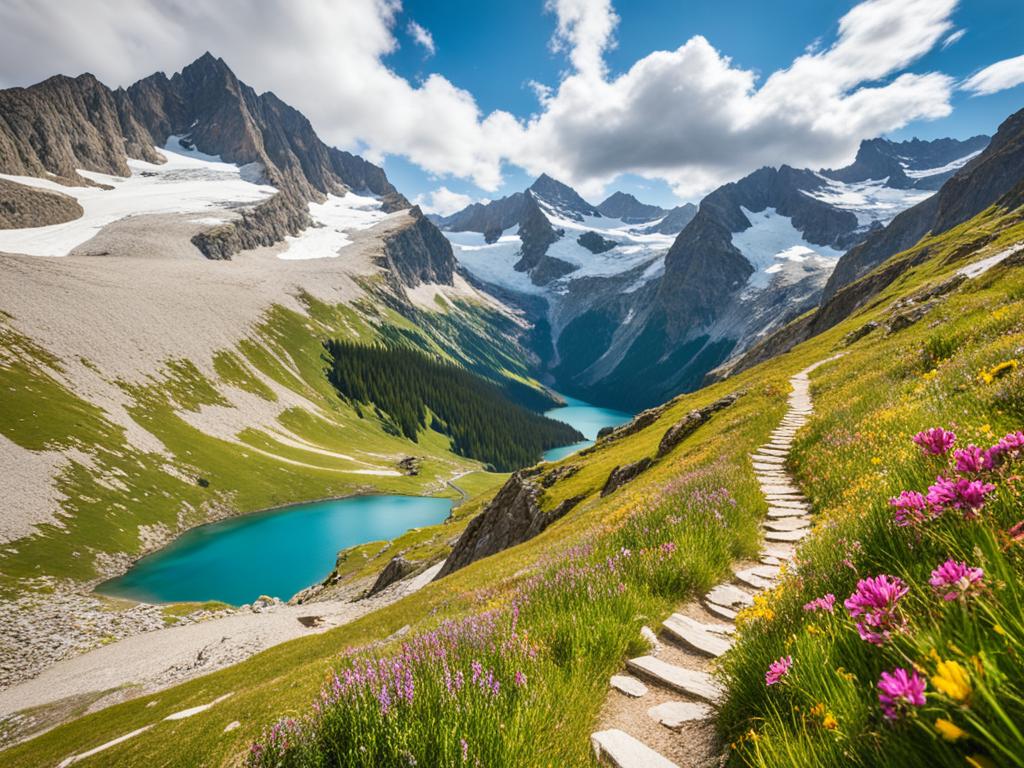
[768,499,808,510]
[733,570,774,590]
[625,656,724,703]
[765,494,806,503]
[591,729,679,768]
[761,543,796,560]
[757,447,788,457]
[760,555,782,566]
[610,674,649,698]
[750,453,785,464]
[703,601,738,621]
[759,484,801,495]
[667,612,734,635]
[647,701,713,730]
[752,462,784,472]
[705,583,754,610]
[767,506,807,518]
[662,615,733,657]
[766,529,809,542]
[763,517,810,532]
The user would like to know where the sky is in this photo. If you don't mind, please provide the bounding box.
[0,0,1022,213]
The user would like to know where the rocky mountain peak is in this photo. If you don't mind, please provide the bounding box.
[597,191,666,223]
[528,174,600,221]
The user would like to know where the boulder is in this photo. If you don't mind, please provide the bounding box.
[601,458,653,496]
[365,555,417,598]
[656,392,739,458]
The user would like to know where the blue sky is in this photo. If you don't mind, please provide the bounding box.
[381,0,1024,209]
[1,0,1022,213]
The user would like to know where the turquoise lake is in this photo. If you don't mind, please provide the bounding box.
[99,495,452,606]
[542,394,633,462]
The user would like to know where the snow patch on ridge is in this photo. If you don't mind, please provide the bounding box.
[732,207,843,293]
[802,178,933,227]
[278,192,389,260]
[902,149,983,179]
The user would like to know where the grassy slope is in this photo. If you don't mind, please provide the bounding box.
[0,287,537,597]
[6,203,1023,766]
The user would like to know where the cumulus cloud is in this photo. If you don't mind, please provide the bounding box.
[0,0,992,199]
[961,54,1024,96]
[413,186,476,216]
[407,20,435,56]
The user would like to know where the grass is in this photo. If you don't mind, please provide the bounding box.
[4,203,1022,767]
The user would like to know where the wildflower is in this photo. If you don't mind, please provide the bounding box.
[877,668,926,719]
[984,430,1024,469]
[978,359,1019,384]
[931,659,971,702]
[889,490,929,527]
[822,713,838,730]
[927,476,995,518]
[844,575,908,645]
[514,670,527,687]
[935,718,968,742]
[460,738,468,762]
[954,445,987,475]
[765,655,792,686]
[912,428,956,455]
[803,593,836,613]
[929,559,984,601]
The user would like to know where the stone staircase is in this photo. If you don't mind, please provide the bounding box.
[591,365,822,767]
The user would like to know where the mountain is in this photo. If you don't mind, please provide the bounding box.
[821,134,989,191]
[597,191,666,223]
[643,202,698,234]
[553,135,988,409]
[0,53,408,260]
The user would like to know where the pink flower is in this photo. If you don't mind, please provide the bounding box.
[844,575,908,645]
[514,670,527,687]
[803,593,836,613]
[889,490,930,527]
[929,559,984,601]
[877,668,926,719]
[765,655,792,686]
[913,428,956,455]
[954,445,986,475]
[984,431,1024,469]
[927,476,995,519]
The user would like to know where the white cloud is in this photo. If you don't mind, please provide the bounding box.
[0,0,988,200]
[942,28,966,49]
[407,20,435,56]
[961,54,1024,96]
[413,186,476,216]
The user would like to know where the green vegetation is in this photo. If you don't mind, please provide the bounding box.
[324,340,582,471]
[5,203,1023,768]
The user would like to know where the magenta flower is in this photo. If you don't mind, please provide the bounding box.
[984,431,1024,469]
[803,593,836,613]
[514,670,527,687]
[929,559,984,601]
[877,668,926,720]
[765,655,792,686]
[889,490,930,527]
[844,575,909,645]
[927,476,995,518]
[913,428,956,455]
[954,445,986,475]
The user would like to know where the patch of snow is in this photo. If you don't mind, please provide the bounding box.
[732,207,843,292]
[623,256,666,293]
[445,227,544,295]
[958,242,1024,278]
[803,178,933,227]
[902,149,983,179]
[278,192,388,260]
[0,139,275,257]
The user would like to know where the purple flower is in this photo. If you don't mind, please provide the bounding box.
[877,668,926,719]
[803,593,836,613]
[927,476,996,519]
[929,559,984,601]
[913,428,956,455]
[844,575,908,645]
[765,655,792,686]
[460,738,468,762]
[889,490,930,527]
[984,431,1024,469]
[954,445,986,475]
[514,670,527,687]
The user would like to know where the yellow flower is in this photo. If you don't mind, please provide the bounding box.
[932,659,972,702]
[935,718,967,742]
[822,713,838,730]
[871,456,882,465]
[993,624,1006,637]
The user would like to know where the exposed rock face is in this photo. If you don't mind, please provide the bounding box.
[541,463,579,488]
[821,135,989,191]
[577,231,618,254]
[529,173,601,220]
[642,203,697,235]
[435,471,584,578]
[657,392,739,457]
[601,458,653,496]
[433,192,526,235]
[0,179,83,229]
[0,52,406,260]
[597,191,665,223]
[823,113,1019,300]
[366,555,417,598]
[378,208,457,288]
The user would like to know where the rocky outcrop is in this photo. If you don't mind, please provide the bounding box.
[378,208,457,288]
[597,191,665,223]
[578,231,618,254]
[365,555,417,598]
[529,174,601,221]
[656,392,739,458]
[435,471,584,578]
[642,203,697,235]
[0,179,83,229]
[601,458,653,496]
[821,135,989,191]
[541,463,580,488]
[191,191,311,260]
